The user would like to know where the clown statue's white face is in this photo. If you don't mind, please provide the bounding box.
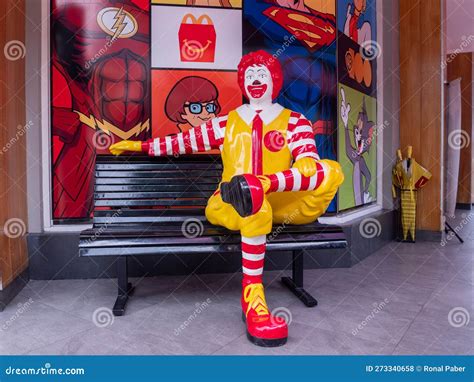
[244,65,274,109]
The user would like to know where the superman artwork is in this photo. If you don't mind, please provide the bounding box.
[243,0,338,211]
[51,0,150,220]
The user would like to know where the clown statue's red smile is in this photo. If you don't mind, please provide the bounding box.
[110,51,344,347]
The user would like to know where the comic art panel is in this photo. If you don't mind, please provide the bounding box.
[337,0,377,97]
[151,0,242,8]
[337,31,376,96]
[51,0,150,220]
[243,0,338,211]
[337,0,376,44]
[151,69,242,138]
[243,0,337,160]
[337,83,377,210]
[151,4,242,70]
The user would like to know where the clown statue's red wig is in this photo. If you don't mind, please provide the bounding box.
[237,50,284,100]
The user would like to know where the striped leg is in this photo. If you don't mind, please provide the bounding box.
[241,235,266,284]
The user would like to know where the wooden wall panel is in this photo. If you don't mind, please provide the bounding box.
[399,0,443,231]
[0,0,28,289]
[447,53,473,204]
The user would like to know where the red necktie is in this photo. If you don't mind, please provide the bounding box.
[252,113,263,175]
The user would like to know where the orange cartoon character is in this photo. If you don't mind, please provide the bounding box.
[187,0,234,6]
[165,76,221,133]
[110,51,344,347]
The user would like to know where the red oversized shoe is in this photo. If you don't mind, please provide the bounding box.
[241,281,288,347]
[220,174,266,218]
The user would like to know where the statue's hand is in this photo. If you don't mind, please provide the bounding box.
[293,157,317,178]
[109,140,143,156]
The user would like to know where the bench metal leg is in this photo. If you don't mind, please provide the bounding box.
[281,250,317,307]
[113,256,134,316]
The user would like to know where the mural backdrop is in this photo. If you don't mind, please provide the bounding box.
[336,0,377,210]
[51,0,377,221]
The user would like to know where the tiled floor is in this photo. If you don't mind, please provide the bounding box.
[1,212,472,355]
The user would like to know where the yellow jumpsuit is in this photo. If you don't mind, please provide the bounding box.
[205,108,343,237]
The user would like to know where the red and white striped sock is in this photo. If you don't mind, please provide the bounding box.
[264,162,325,193]
[241,235,266,284]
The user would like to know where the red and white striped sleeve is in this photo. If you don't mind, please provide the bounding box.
[142,115,227,156]
[286,112,320,161]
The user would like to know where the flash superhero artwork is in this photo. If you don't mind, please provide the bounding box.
[51,0,150,219]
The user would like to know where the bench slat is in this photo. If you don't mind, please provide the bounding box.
[81,223,345,240]
[79,240,347,256]
[95,184,217,192]
[95,199,208,207]
[96,162,222,171]
[95,177,220,185]
[94,191,214,199]
[95,170,222,178]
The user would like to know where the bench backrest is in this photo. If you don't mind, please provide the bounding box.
[93,155,222,227]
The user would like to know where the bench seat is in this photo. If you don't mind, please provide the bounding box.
[79,155,347,316]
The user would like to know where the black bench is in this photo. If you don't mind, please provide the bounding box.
[79,155,347,316]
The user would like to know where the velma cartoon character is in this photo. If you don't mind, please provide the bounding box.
[165,76,221,133]
[187,0,233,7]
[110,51,343,347]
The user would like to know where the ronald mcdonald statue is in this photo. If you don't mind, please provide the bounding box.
[110,51,344,347]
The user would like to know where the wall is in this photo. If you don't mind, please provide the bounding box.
[0,0,28,289]
[399,0,444,232]
[25,0,44,233]
[379,0,400,210]
[446,0,474,54]
[447,52,473,205]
